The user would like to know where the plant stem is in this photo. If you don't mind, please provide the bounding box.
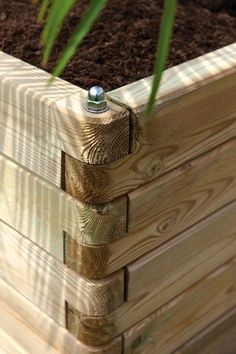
[145,0,177,117]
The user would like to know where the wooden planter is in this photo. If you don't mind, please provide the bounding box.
[1,42,236,353]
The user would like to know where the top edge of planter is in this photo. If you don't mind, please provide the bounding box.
[0,50,130,165]
[0,43,236,166]
[108,43,236,114]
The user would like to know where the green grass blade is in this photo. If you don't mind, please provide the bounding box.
[41,0,77,65]
[38,0,50,22]
[50,0,108,81]
[145,0,177,117]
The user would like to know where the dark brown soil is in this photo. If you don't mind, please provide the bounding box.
[0,0,236,91]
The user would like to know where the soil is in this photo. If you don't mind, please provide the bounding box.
[0,0,236,91]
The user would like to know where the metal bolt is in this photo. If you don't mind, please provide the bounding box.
[86,86,108,113]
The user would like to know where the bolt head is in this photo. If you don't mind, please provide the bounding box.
[86,86,108,113]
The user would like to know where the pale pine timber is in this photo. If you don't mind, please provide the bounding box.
[0,51,62,186]
[0,220,124,326]
[175,307,236,354]
[109,44,236,112]
[65,43,236,203]
[0,50,130,169]
[1,46,236,203]
[67,201,236,344]
[127,200,236,303]
[71,139,236,278]
[0,301,60,354]
[0,121,62,187]
[0,50,77,187]
[129,139,236,233]
[67,68,236,203]
[123,257,236,354]
[0,152,127,258]
[0,279,123,354]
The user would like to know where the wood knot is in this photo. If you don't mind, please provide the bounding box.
[145,160,163,179]
[157,214,177,233]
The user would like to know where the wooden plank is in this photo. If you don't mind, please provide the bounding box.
[109,44,236,112]
[129,138,236,233]
[175,307,236,354]
[1,46,236,203]
[0,50,78,187]
[0,50,130,167]
[0,153,64,261]
[74,139,236,278]
[0,152,127,255]
[127,200,236,302]
[123,257,236,354]
[127,139,236,253]
[0,302,59,354]
[2,47,236,203]
[69,43,236,203]
[0,50,25,75]
[0,279,122,354]
[68,201,236,344]
[0,220,124,325]
[0,51,80,99]
[0,121,62,187]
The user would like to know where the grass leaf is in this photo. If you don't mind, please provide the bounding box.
[39,0,177,117]
[41,0,77,65]
[38,0,50,22]
[145,0,177,117]
[50,0,108,81]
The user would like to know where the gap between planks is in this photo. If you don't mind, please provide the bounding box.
[0,151,127,254]
[0,279,123,354]
[0,219,124,326]
[1,45,236,205]
[66,68,236,204]
[68,138,236,278]
[174,306,236,354]
[67,200,236,345]
[122,257,236,354]
[66,43,236,204]
[1,136,236,279]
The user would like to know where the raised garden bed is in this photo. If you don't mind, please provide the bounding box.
[1,1,236,353]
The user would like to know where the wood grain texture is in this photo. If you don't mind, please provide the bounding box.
[78,139,236,278]
[128,138,236,245]
[129,138,236,232]
[0,51,78,187]
[1,46,236,203]
[0,152,126,257]
[70,43,236,204]
[0,301,59,354]
[127,200,236,303]
[175,307,236,354]
[0,220,124,325]
[123,257,236,354]
[0,50,130,168]
[0,120,62,187]
[109,44,236,112]
[65,235,111,279]
[67,201,236,343]
[64,198,236,278]
[54,92,130,165]
[73,69,236,203]
[0,279,123,354]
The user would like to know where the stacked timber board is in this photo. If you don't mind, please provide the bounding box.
[0,279,108,354]
[0,42,236,353]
